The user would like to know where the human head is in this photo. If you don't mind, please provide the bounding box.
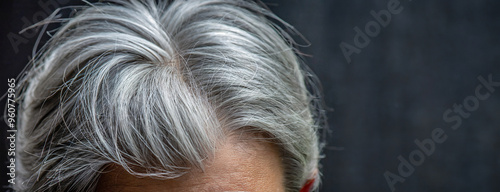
[15,0,325,191]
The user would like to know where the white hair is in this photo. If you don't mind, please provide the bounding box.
[15,0,325,191]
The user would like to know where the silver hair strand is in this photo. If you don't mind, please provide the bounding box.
[15,0,326,191]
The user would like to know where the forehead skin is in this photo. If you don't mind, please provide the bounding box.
[96,135,285,192]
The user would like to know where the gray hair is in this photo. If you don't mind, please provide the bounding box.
[15,0,325,191]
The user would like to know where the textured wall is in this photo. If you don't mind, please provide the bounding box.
[267,0,500,191]
[2,0,500,191]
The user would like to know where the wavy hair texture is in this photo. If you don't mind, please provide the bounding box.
[15,0,326,191]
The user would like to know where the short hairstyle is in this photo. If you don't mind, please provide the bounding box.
[15,0,325,191]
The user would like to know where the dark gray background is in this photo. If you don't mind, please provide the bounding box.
[2,0,499,191]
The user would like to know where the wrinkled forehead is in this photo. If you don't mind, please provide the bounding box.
[96,135,285,192]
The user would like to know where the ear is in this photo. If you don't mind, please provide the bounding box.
[299,178,315,192]
[300,168,318,192]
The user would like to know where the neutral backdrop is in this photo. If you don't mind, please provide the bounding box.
[1,0,499,192]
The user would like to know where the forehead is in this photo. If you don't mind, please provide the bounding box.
[96,136,284,192]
